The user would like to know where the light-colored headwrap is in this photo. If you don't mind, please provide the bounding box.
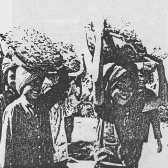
[104,63,127,92]
[0,66,44,167]
[15,66,44,95]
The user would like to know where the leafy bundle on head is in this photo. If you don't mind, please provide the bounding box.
[85,19,164,65]
[2,27,80,73]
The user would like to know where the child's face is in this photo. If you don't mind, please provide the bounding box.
[22,76,44,100]
[111,77,134,105]
[7,69,16,90]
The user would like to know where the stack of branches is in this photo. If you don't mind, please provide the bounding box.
[85,19,165,65]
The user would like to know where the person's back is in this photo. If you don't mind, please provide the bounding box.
[3,95,55,167]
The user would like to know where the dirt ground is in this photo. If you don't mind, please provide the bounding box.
[68,117,168,168]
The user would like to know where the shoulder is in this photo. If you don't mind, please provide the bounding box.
[2,89,18,105]
[0,94,6,109]
[2,100,23,125]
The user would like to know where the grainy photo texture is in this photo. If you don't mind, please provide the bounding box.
[0,1,168,168]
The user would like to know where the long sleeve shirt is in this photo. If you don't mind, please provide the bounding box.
[0,68,69,168]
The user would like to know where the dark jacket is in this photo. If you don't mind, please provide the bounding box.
[1,67,69,168]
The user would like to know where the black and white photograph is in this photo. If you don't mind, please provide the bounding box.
[0,0,168,167]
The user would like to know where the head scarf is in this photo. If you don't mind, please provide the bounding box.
[104,63,139,99]
[15,66,44,95]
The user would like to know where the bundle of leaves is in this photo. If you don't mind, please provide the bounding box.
[103,19,141,45]
[2,27,80,73]
[85,19,145,64]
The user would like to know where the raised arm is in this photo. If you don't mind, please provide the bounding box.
[157,60,168,105]
[68,76,82,101]
[44,66,70,110]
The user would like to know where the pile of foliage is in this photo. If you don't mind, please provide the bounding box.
[85,19,167,63]
[2,27,80,73]
[85,19,147,62]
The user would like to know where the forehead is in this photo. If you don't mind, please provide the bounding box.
[118,76,132,86]
[29,76,44,84]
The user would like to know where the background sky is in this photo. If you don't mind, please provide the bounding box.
[0,0,168,56]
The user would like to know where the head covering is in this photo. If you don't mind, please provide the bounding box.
[104,63,139,96]
[104,64,126,91]
[15,66,44,95]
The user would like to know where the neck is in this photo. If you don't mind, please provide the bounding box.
[26,97,35,105]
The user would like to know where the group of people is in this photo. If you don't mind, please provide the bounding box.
[0,25,167,168]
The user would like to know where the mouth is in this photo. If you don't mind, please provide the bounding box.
[32,90,39,95]
[119,94,129,100]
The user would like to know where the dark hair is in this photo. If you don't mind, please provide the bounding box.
[3,65,18,86]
